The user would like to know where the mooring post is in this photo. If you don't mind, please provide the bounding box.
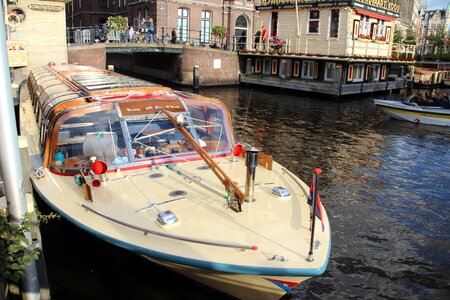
[193,65,200,91]
[0,8,41,299]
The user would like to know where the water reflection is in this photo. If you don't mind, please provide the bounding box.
[193,86,450,299]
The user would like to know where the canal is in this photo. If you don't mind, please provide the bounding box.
[36,85,450,299]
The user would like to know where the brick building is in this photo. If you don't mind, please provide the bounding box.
[66,0,259,47]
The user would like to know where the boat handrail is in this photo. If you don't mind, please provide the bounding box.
[81,203,257,251]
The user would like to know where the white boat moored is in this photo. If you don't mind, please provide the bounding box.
[22,64,331,300]
[373,99,450,126]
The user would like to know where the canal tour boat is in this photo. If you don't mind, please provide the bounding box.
[22,63,331,300]
[373,99,450,126]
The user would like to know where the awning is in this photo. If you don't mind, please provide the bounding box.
[355,8,395,22]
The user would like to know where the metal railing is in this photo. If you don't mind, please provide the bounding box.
[67,26,222,47]
[67,26,411,59]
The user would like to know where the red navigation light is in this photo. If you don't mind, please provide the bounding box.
[92,160,108,175]
[232,144,244,156]
[92,179,101,187]
[313,168,323,175]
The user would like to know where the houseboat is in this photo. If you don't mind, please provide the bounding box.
[23,63,331,300]
[239,0,412,96]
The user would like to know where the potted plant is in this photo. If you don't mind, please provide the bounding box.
[211,25,226,49]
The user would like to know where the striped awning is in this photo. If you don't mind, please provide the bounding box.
[355,8,395,22]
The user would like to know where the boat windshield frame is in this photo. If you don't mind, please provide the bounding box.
[46,98,234,174]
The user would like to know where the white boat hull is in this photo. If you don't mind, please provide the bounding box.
[373,99,450,126]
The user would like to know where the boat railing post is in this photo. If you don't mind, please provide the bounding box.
[307,168,322,262]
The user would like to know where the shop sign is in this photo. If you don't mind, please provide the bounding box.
[256,0,400,17]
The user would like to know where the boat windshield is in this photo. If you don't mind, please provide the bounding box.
[49,101,233,173]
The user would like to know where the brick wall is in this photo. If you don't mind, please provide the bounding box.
[179,46,240,86]
[67,44,106,69]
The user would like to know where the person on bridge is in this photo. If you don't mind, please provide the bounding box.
[139,17,147,43]
[171,28,177,44]
[148,17,155,43]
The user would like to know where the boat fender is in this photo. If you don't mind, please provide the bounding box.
[34,167,45,179]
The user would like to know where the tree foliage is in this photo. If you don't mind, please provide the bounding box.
[212,26,226,40]
[107,16,128,33]
[393,29,403,44]
[403,26,417,45]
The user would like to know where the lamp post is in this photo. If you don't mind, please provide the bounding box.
[160,5,165,43]
[226,0,231,50]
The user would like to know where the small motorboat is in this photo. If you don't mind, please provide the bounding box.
[373,99,450,126]
[22,63,331,300]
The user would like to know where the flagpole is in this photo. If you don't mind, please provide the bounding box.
[307,168,322,262]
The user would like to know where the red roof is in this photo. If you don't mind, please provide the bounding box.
[355,8,395,22]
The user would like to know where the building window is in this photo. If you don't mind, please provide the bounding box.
[302,61,314,79]
[145,8,148,19]
[359,16,370,37]
[308,10,320,34]
[372,64,380,81]
[200,11,211,44]
[235,15,248,50]
[329,9,339,38]
[376,20,385,39]
[178,8,189,43]
[263,58,271,75]
[353,63,365,82]
[271,12,278,37]
[325,62,336,81]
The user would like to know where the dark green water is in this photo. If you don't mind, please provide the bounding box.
[38,85,450,299]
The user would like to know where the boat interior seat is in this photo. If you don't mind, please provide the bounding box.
[83,132,118,163]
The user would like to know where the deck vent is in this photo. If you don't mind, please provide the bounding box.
[149,173,165,179]
[196,164,210,170]
[169,190,187,197]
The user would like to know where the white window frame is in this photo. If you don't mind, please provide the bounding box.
[302,61,314,79]
[324,62,336,81]
[360,16,370,36]
[178,8,189,43]
[200,10,212,44]
[353,63,365,82]
[308,10,320,34]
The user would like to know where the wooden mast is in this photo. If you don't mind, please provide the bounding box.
[161,109,245,210]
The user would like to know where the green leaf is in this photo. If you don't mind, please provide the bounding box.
[8,244,22,254]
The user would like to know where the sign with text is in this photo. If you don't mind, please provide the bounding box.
[256,0,400,17]
[119,100,185,116]
[7,40,28,67]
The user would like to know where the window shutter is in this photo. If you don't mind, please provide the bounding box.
[347,65,354,82]
[353,20,360,39]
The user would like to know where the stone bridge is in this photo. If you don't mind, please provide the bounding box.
[67,43,240,86]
